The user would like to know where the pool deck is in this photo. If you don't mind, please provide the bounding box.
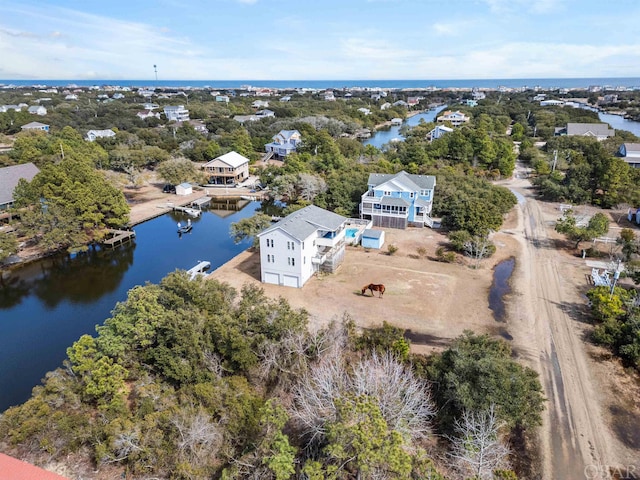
[344,218,372,245]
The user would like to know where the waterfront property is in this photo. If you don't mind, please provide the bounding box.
[555,122,615,140]
[427,125,453,141]
[436,110,469,126]
[202,151,250,185]
[360,171,436,229]
[0,162,40,211]
[175,183,193,196]
[264,129,302,158]
[618,142,640,168]
[257,205,347,288]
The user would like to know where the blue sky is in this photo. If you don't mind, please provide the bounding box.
[1,0,640,80]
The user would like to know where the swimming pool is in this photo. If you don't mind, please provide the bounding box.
[345,228,358,239]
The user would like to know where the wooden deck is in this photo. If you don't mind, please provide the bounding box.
[102,229,136,248]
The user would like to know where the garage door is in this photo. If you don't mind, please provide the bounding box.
[264,272,279,285]
[283,275,299,288]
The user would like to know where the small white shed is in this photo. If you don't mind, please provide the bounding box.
[175,183,192,196]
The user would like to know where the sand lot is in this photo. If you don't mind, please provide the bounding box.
[209,220,520,354]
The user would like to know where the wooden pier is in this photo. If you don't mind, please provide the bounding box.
[103,229,136,248]
[173,205,201,217]
[191,197,211,210]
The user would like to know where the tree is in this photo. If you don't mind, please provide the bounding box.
[447,406,512,480]
[156,158,200,185]
[464,234,495,268]
[0,231,18,263]
[555,210,610,249]
[617,228,638,261]
[229,213,273,247]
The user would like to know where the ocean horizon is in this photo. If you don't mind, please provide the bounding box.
[2,77,640,90]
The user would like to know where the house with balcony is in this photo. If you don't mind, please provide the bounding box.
[436,110,470,126]
[202,151,250,185]
[360,171,436,229]
[257,205,347,288]
[264,129,302,158]
[163,105,190,122]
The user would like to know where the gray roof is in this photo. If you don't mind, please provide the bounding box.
[380,196,410,207]
[258,205,346,241]
[0,162,40,205]
[362,229,383,239]
[622,143,640,153]
[566,123,614,137]
[367,170,436,191]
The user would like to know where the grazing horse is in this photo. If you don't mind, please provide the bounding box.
[362,283,385,298]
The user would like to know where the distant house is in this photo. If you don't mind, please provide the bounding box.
[233,114,260,124]
[436,110,470,126]
[427,125,453,141]
[20,121,49,132]
[380,102,392,110]
[540,99,565,107]
[407,96,421,107]
[324,91,336,101]
[27,105,47,115]
[137,109,161,120]
[358,107,372,115]
[0,453,69,480]
[252,100,269,109]
[462,99,478,107]
[265,130,302,158]
[202,151,250,186]
[390,118,403,125]
[112,93,125,99]
[188,120,209,134]
[143,102,160,110]
[393,100,407,108]
[619,143,640,168]
[256,109,275,118]
[257,205,347,288]
[163,105,190,122]
[215,95,230,103]
[555,123,615,141]
[86,129,116,141]
[65,94,78,101]
[0,105,22,112]
[175,183,192,196]
[0,162,40,210]
[280,95,291,102]
[360,171,436,229]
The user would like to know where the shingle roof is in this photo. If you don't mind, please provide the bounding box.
[258,205,346,241]
[362,229,383,239]
[622,142,640,153]
[0,163,40,206]
[367,171,436,191]
[380,196,410,207]
[206,151,250,168]
[566,123,614,137]
[21,121,48,129]
[0,453,69,480]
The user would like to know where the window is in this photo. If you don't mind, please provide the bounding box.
[287,241,290,250]
[291,243,294,251]
[410,192,414,198]
[291,257,295,266]
[304,257,306,264]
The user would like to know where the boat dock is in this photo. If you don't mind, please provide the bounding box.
[187,260,211,280]
[191,197,211,210]
[102,229,136,248]
[173,205,201,217]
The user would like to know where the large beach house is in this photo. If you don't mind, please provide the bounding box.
[360,171,436,229]
[264,130,301,159]
[202,151,250,186]
[257,205,347,288]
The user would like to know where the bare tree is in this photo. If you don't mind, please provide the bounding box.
[464,234,492,269]
[447,406,511,479]
[297,173,327,202]
[291,351,435,445]
[172,408,222,465]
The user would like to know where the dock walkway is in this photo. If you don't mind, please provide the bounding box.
[103,229,136,248]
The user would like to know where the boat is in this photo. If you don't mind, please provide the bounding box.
[177,221,193,234]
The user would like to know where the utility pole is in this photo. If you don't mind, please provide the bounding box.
[154,64,158,84]
[552,149,558,172]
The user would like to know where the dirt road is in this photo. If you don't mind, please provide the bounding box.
[503,164,619,480]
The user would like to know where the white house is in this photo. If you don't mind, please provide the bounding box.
[65,94,78,101]
[540,99,565,107]
[215,95,230,103]
[427,125,453,141]
[257,205,347,288]
[324,91,336,101]
[619,143,640,168]
[27,106,47,116]
[463,99,478,107]
[265,130,302,158]
[163,105,190,122]
[380,102,392,110]
[20,121,49,132]
[358,107,372,115]
[256,109,276,118]
[360,171,436,229]
[112,93,125,99]
[137,109,161,120]
[252,100,269,109]
[390,118,403,125]
[86,129,116,142]
[202,151,250,185]
[436,110,470,126]
[143,102,160,110]
[280,95,291,102]
[175,183,192,196]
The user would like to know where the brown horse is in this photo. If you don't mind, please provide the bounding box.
[362,283,385,298]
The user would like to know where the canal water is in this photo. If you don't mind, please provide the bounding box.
[0,201,260,411]
[363,106,447,149]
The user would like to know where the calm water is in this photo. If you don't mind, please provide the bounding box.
[599,112,640,137]
[0,201,260,411]
[364,106,447,149]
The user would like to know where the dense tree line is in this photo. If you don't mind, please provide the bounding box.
[0,272,543,479]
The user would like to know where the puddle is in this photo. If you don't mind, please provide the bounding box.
[609,405,640,449]
[489,257,515,323]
